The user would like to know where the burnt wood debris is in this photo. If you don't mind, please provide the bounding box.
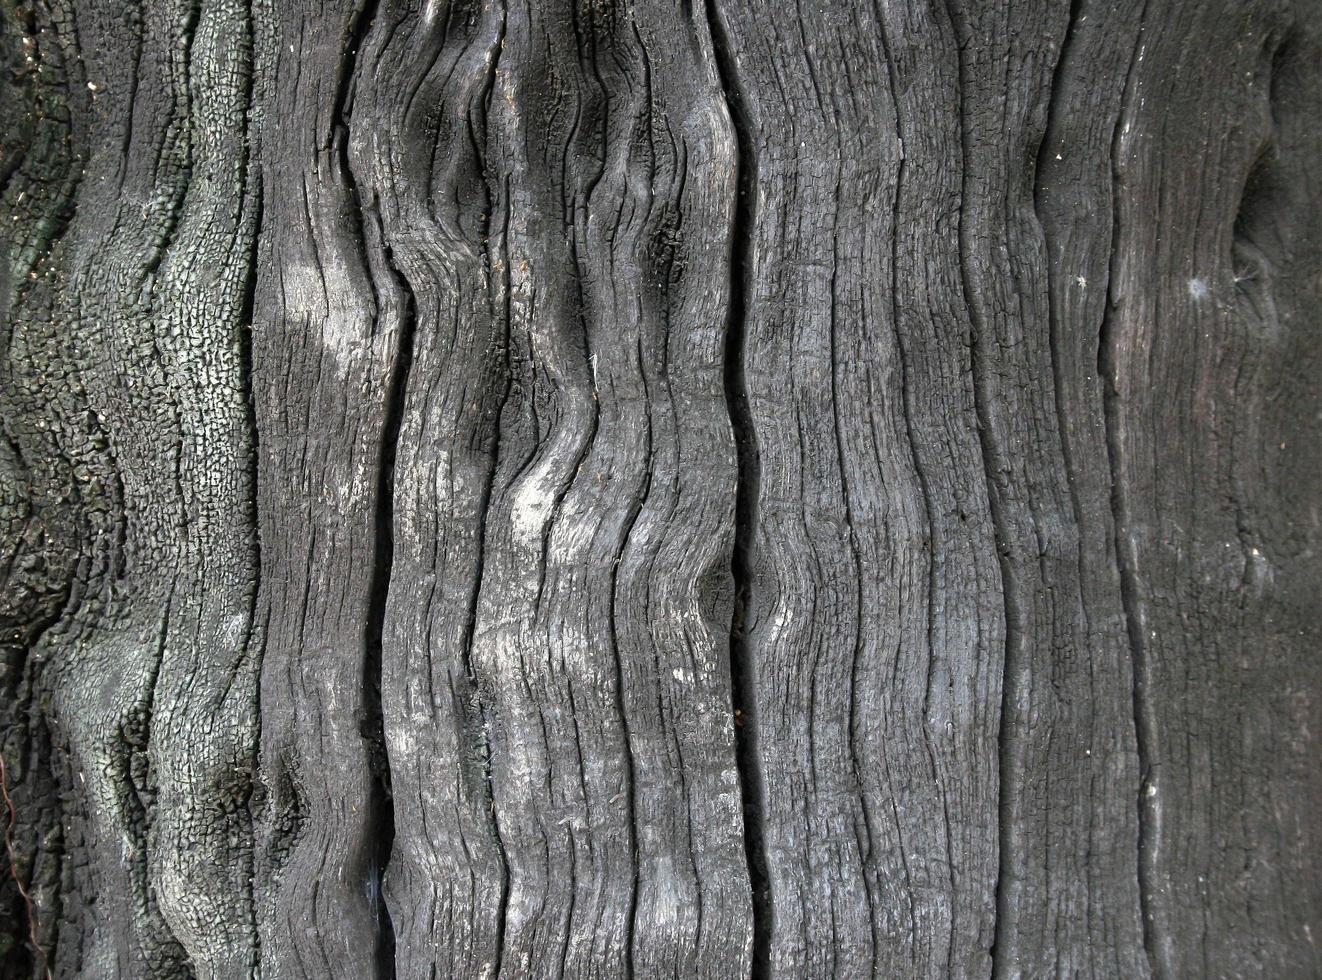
[1,0,1320,977]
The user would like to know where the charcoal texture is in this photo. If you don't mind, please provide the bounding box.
[2,1,1320,977]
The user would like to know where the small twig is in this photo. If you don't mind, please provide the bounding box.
[0,751,52,980]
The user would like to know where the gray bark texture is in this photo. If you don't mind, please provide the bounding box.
[2,0,1320,977]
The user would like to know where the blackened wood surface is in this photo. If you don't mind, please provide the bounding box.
[2,1,1319,978]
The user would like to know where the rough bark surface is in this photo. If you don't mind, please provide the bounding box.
[1,0,1319,978]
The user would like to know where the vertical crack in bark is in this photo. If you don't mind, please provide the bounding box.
[137,596,188,973]
[825,143,880,979]
[984,2,1083,972]
[470,19,513,967]
[363,247,412,980]
[958,164,1024,980]
[476,179,512,980]
[237,180,264,980]
[973,276,1023,973]
[236,5,265,970]
[334,3,401,976]
[940,4,1016,974]
[873,10,941,963]
[1098,4,1163,975]
[703,3,770,974]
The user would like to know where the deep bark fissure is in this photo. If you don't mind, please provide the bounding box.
[363,266,412,980]
[339,5,403,975]
[940,3,1028,965]
[610,340,655,980]
[474,26,514,964]
[924,12,972,980]
[703,3,769,974]
[333,0,383,333]
[873,10,961,972]
[972,315,1024,980]
[1101,226,1160,980]
[985,2,1084,972]
[235,4,265,968]
[1098,6,1162,976]
[476,198,513,980]
[112,589,192,976]
[826,146,881,980]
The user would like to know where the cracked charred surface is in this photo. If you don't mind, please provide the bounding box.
[1,1,1319,978]
[2,0,265,975]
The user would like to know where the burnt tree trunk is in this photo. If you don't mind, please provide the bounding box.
[2,0,1320,977]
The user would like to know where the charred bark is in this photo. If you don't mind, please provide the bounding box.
[2,0,1320,977]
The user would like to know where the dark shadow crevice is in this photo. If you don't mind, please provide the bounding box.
[938,3,1024,975]
[334,4,402,977]
[703,3,770,975]
[473,186,513,980]
[1097,4,1163,976]
[235,2,265,971]
[362,248,411,980]
[983,1,1084,972]
[471,13,514,970]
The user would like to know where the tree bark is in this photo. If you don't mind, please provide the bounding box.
[2,0,1319,978]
